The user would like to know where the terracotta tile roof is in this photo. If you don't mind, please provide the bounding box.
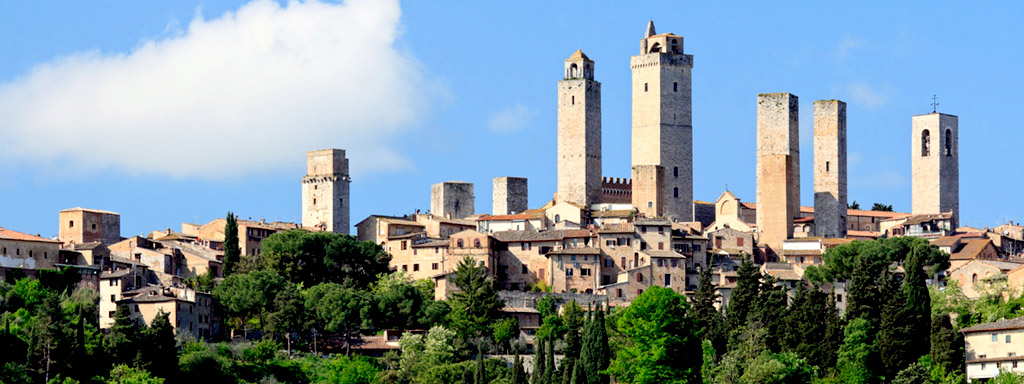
[566,49,591,61]
[644,249,685,259]
[738,202,909,219]
[597,223,634,234]
[492,229,593,243]
[0,227,60,243]
[412,239,449,248]
[961,316,1024,333]
[847,230,880,238]
[547,247,602,256]
[477,213,544,221]
[904,213,954,226]
[931,236,962,247]
[591,210,635,218]
[950,238,994,260]
[635,218,672,226]
[388,231,426,240]
[793,216,815,224]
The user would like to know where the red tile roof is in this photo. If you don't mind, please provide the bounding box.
[0,227,60,243]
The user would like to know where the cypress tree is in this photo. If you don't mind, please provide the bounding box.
[561,357,573,384]
[532,338,545,384]
[901,247,932,360]
[578,305,611,384]
[223,212,240,275]
[691,265,726,357]
[512,352,528,384]
[544,337,556,384]
[878,272,914,379]
[930,314,965,376]
[141,311,177,379]
[752,275,788,352]
[726,256,761,345]
[474,346,485,384]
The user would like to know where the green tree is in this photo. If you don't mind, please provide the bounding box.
[835,318,875,384]
[578,306,610,384]
[930,315,964,376]
[752,276,788,353]
[738,352,816,384]
[870,203,894,212]
[370,272,444,330]
[213,270,285,337]
[139,311,177,379]
[691,266,726,358]
[511,353,527,384]
[492,317,520,354]
[562,300,584,360]
[223,212,240,276]
[268,282,306,355]
[848,201,861,210]
[544,337,556,384]
[532,338,546,384]
[106,365,164,384]
[447,257,504,354]
[256,230,390,288]
[726,257,761,346]
[305,283,371,355]
[105,305,142,367]
[607,286,702,384]
[783,283,842,372]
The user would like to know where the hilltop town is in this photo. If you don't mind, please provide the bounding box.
[3,20,1024,384]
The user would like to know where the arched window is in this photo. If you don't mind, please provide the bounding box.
[473,239,481,248]
[673,166,679,177]
[457,239,464,248]
[972,273,978,285]
[555,214,561,223]
[673,187,679,198]
[568,63,579,78]
[648,42,662,53]
[921,130,931,156]
[944,129,952,156]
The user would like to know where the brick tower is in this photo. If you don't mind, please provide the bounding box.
[756,93,799,250]
[813,100,848,238]
[557,50,602,207]
[912,112,959,228]
[631,20,694,221]
[301,149,351,234]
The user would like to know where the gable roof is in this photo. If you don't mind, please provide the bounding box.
[491,229,592,243]
[0,227,60,243]
[961,316,1024,333]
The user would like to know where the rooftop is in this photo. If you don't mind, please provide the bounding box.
[0,227,60,243]
[59,207,119,215]
[961,316,1024,333]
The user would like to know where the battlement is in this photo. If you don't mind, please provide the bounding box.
[602,177,632,186]
[600,177,632,204]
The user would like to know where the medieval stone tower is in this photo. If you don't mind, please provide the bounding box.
[756,93,799,250]
[557,50,602,207]
[301,149,351,234]
[431,181,475,219]
[912,112,959,227]
[813,100,848,238]
[631,20,693,221]
[492,177,528,215]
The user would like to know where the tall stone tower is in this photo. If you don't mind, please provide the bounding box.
[492,177,528,215]
[632,165,665,218]
[631,20,694,221]
[756,93,800,250]
[813,100,848,238]
[301,149,351,234]
[912,112,959,227]
[557,50,602,207]
[431,181,475,219]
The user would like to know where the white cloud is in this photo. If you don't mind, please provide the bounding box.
[835,35,864,61]
[0,0,433,178]
[487,104,534,134]
[846,82,889,109]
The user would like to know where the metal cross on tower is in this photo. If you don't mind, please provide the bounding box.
[931,94,940,113]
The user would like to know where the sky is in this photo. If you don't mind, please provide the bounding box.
[1,1,1022,238]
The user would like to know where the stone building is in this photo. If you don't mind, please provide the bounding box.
[912,112,959,228]
[58,207,121,247]
[301,149,351,234]
[493,177,529,215]
[431,181,475,219]
[631,20,694,222]
[962,318,1024,381]
[632,165,665,218]
[813,99,848,238]
[0,227,60,271]
[556,50,602,207]
[756,93,800,252]
[182,217,298,258]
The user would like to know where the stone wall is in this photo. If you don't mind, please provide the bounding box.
[301,149,350,234]
[631,165,665,218]
[556,52,602,207]
[58,208,121,246]
[492,177,528,215]
[912,113,959,228]
[756,93,799,250]
[431,182,475,219]
[813,100,848,238]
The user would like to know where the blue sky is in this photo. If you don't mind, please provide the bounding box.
[2,1,1022,238]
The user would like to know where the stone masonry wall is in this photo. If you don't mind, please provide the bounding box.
[912,113,959,228]
[756,93,799,250]
[301,149,350,234]
[556,63,602,207]
[813,100,848,238]
[492,177,528,215]
[431,182,475,219]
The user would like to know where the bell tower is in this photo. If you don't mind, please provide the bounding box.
[556,49,602,207]
[631,20,694,221]
[912,112,959,228]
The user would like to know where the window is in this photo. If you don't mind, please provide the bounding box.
[657,259,664,267]
[69,220,74,228]
[636,273,644,282]
[647,201,653,208]
[571,95,575,105]
[402,265,408,271]
[313,198,316,205]
[658,242,664,250]
[566,268,574,277]
[432,263,439,270]
[921,130,931,156]
[637,289,644,295]
[555,214,561,223]
[826,161,830,172]
[644,83,648,92]
[1007,335,1013,343]
[673,166,679,177]
[992,334,998,342]
[474,239,481,248]
[641,226,647,234]
[457,239,464,248]
[413,264,420,272]
[664,274,671,286]
[571,255,577,261]
[110,295,116,302]
[581,268,591,276]
[674,187,679,198]
[401,241,407,250]
[617,289,623,298]
[658,226,664,234]
[521,265,528,274]
[737,237,744,246]
[91,223,96,230]
[945,129,952,156]
[673,82,678,92]
[620,257,626,268]
[836,294,843,302]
